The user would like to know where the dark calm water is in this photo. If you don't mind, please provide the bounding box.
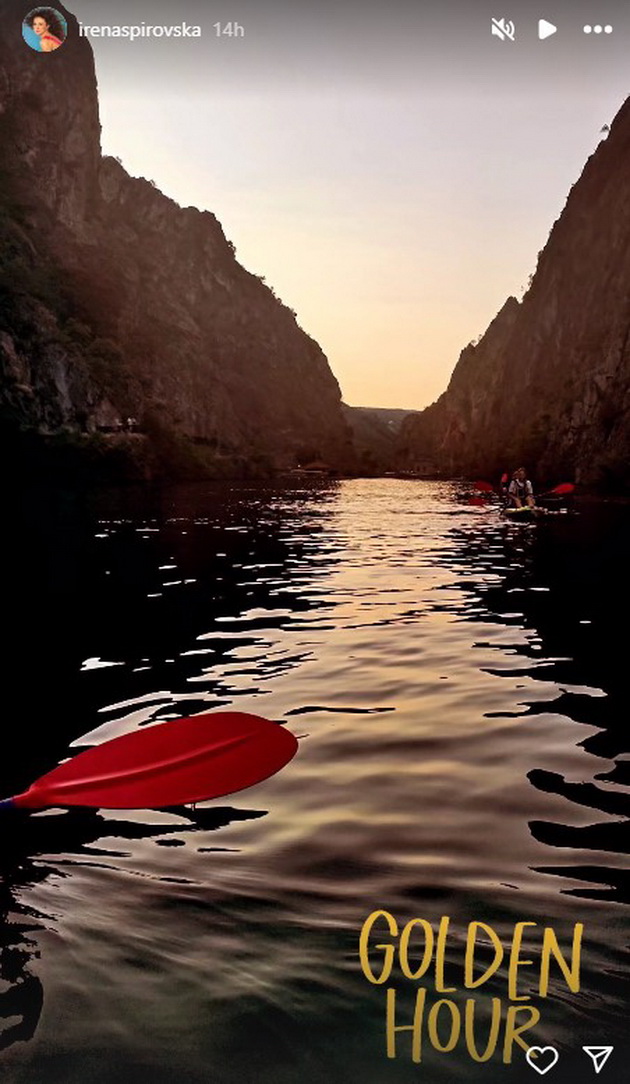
[1,479,630,1083]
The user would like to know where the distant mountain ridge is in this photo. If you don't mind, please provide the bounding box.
[398,97,630,490]
[343,405,417,472]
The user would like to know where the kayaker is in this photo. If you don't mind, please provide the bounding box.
[508,467,535,509]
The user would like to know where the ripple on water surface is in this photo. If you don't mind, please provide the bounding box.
[2,480,630,1083]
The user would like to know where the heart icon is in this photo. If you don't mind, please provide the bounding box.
[526,1047,559,1075]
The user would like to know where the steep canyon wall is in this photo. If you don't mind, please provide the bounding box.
[0,1,355,477]
[399,97,630,489]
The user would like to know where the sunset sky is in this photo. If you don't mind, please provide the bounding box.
[66,0,628,409]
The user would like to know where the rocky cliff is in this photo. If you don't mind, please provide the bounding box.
[399,96,630,490]
[0,1,355,479]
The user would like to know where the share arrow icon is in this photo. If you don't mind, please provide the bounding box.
[582,1047,613,1074]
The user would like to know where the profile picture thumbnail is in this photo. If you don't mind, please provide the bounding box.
[22,7,67,52]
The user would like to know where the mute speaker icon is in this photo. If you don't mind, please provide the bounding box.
[491,17,516,41]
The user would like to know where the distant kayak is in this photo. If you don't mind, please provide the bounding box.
[504,506,544,518]
[502,506,570,520]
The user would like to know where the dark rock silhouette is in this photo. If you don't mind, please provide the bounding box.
[398,97,630,490]
[0,2,355,479]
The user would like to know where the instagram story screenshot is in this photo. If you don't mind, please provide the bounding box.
[1,0,630,1081]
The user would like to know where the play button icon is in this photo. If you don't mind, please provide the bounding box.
[539,18,557,39]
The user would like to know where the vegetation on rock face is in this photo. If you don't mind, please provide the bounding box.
[398,96,630,491]
[0,0,356,484]
[0,194,138,445]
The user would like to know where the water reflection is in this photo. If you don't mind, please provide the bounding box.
[432,504,630,907]
[0,876,43,1053]
[1,480,630,1082]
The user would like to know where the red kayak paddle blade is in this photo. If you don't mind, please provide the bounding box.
[472,480,494,493]
[550,483,575,495]
[13,713,298,810]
